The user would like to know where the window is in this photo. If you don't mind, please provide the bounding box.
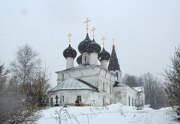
[85,56,86,63]
[77,96,82,102]
[82,54,89,65]
[132,98,134,106]
[50,97,53,106]
[62,73,64,81]
[55,96,59,105]
[60,96,64,103]
[62,96,64,102]
[128,96,131,106]
[116,72,119,80]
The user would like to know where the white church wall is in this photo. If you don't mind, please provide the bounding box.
[89,53,98,65]
[57,73,63,82]
[98,70,116,105]
[100,60,108,70]
[126,86,138,106]
[57,66,100,84]
[70,67,115,106]
[81,76,99,87]
[66,57,74,69]
[112,86,127,105]
[97,77,114,106]
[48,90,103,106]
[56,65,117,84]
[112,86,138,106]
[99,69,117,82]
[54,65,143,107]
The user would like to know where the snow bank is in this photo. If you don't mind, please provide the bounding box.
[35,104,179,124]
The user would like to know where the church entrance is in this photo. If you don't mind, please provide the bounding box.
[75,96,81,106]
[55,96,59,106]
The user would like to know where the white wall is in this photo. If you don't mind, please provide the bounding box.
[66,57,74,69]
[112,86,138,106]
[112,86,127,105]
[126,86,137,106]
[100,60,109,70]
[89,53,98,65]
[49,90,103,106]
[54,65,145,107]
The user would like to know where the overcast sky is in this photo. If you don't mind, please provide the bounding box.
[0,0,180,86]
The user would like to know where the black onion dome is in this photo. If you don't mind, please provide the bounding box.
[88,39,101,53]
[98,48,110,61]
[76,55,82,64]
[63,44,77,58]
[78,33,92,54]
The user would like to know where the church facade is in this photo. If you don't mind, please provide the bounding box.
[48,19,145,107]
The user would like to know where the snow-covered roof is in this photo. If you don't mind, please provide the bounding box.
[49,79,98,92]
[133,86,144,92]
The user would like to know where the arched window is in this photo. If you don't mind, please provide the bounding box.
[85,56,87,63]
[55,96,59,106]
[62,73,64,81]
[60,96,64,105]
[116,72,119,80]
[82,53,89,65]
[132,98,134,106]
[50,97,53,106]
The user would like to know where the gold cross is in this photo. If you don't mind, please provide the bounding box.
[102,36,105,48]
[92,27,96,39]
[84,18,90,33]
[68,33,72,44]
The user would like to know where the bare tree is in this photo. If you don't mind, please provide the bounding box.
[122,73,168,109]
[10,44,51,107]
[11,44,41,99]
[27,69,50,107]
[165,46,180,119]
[1,44,50,123]
[0,45,50,123]
[11,44,41,86]
[122,74,139,87]
[142,73,168,109]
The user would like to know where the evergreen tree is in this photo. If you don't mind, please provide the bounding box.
[165,46,180,119]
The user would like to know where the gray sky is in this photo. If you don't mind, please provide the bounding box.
[0,0,180,86]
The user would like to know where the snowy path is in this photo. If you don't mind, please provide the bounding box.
[36,104,179,124]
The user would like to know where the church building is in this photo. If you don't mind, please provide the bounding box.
[48,18,145,107]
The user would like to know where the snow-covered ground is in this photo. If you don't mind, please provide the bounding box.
[35,104,179,124]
